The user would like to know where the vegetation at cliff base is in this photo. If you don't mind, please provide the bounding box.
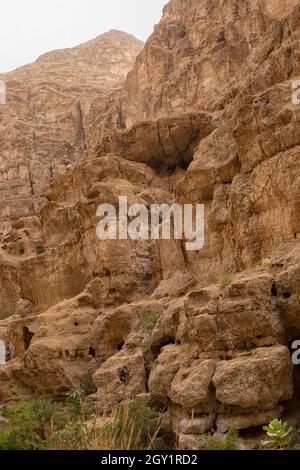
[0,393,164,450]
[207,427,240,451]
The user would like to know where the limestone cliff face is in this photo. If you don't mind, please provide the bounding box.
[98,0,300,126]
[0,30,143,227]
[1,0,300,448]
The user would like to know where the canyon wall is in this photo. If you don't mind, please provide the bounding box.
[0,30,143,229]
[0,0,300,448]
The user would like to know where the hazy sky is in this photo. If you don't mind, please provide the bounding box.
[0,0,167,73]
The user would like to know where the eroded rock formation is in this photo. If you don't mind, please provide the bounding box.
[1,0,300,449]
[0,30,143,228]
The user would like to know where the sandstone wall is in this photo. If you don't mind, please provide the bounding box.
[0,0,300,447]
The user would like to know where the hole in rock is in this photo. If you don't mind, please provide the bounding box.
[179,158,190,171]
[119,367,129,384]
[271,284,278,297]
[167,164,176,174]
[152,337,175,360]
[74,322,79,327]
[150,153,193,174]
[117,340,124,351]
[23,327,34,351]
[89,346,96,358]
[217,31,225,43]
[283,292,291,299]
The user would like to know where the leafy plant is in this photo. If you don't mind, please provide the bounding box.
[66,388,92,420]
[36,246,46,256]
[207,427,240,451]
[220,274,233,289]
[140,311,161,332]
[262,419,294,450]
[66,388,84,414]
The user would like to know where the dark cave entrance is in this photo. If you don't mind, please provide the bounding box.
[151,153,193,174]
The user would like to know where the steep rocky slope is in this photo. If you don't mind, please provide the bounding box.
[1,0,300,449]
[0,30,143,229]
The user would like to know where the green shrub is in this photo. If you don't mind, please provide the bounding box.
[36,246,46,256]
[66,388,93,419]
[255,259,263,268]
[140,311,161,332]
[0,398,73,449]
[207,428,240,451]
[262,419,294,450]
[46,421,89,450]
[0,311,14,320]
[0,396,162,451]
[220,274,233,289]
[0,400,45,449]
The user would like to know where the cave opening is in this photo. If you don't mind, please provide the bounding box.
[117,340,124,351]
[151,337,176,360]
[23,326,34,351]
[150,153,193,175]
[271,283,278,297]
[89,346,96,358]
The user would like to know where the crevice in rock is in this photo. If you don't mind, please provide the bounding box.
[271,283,278,297]
[119,366,129,385]
[23,326,34,351]
[89,346,96,358]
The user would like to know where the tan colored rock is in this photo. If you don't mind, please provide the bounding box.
[178,433,207,451]
[180,415,216,435]
[170,359,217,411]
[148,345,182,404]
[216,407,283,433]
[0,31,143,227]
[15,299,33,318]
[213,346,293,410]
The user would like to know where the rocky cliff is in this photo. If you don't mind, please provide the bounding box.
[1,0,300,449]
[0,30,143,228]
